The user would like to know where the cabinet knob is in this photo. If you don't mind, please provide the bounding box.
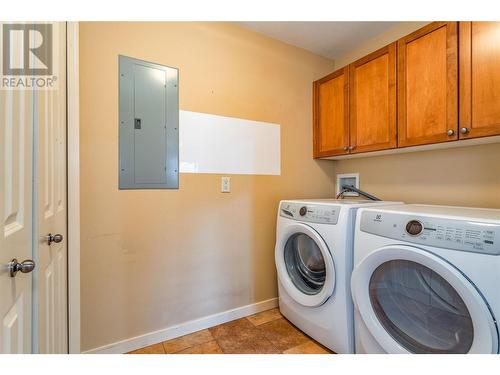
[460,127,470,135]
[447,129,455,136]
[343,146,348,151]
[348,145,356,151]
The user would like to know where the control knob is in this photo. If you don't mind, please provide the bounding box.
[406,220,424,236]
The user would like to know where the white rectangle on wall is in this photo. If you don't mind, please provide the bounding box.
[179,110,281,175]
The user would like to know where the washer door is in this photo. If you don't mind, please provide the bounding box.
[275,223,335,307]
[351,245,498,354]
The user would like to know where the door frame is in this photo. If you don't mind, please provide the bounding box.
[67,21,81,354]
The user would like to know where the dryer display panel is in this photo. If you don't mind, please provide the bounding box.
[279,202,340,224]
[360,211,500,255]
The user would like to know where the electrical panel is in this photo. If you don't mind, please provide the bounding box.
[119,55,179,189]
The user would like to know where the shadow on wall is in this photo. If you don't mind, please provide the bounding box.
[332,143,500,208]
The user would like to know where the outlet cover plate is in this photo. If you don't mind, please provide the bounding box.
[221,176,231,193]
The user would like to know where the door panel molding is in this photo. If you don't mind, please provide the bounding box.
[0,21,34,353]
[35,21,68,354]
[2,295,25,354]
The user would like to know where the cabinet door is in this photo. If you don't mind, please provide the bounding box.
[349,43,396,153]
[459,22,500,139]
[313,67,349,157]
[398,22,458,147]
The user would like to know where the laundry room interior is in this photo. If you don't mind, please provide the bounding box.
[2,2,500,366]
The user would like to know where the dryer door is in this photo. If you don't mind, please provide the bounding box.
[351,245,498,354]
[275,223,335,307]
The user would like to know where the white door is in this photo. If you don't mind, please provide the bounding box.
[351,245,499,354]
[275,223,335,307]
[0,27,35,353]
[34,22,68,354]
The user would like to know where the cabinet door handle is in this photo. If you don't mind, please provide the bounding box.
[460,127,470,135]
[348,145,356,151]
[447,129,455,136]
[343,146,348,151]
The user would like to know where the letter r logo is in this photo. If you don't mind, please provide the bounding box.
[2,24,53,75]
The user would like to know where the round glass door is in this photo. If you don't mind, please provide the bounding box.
[284,233,326,295]
[275,223,335,307]
[369,260,474,354]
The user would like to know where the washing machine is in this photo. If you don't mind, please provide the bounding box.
[351,204,500,354]
[275,199,401,353]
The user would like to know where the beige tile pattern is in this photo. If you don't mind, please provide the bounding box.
[162,329,214,353]
[257,318,309,352]
[209,318,255,340]
[127,308,333,355]
[176,340,223,354]
[210,317,280,354]
[247,308,283,326]
[283,341,330,354]
[128,342,165,354]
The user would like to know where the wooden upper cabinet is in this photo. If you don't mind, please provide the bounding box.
[313,67,349,158]
[349,43,397,153]
[459,22,500,139]
[397,22,458,147]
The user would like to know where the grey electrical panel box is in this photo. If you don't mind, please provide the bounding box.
[119,55,179,189]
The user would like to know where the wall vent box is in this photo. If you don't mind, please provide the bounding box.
[119,55,179,189]
[336,173,360,197]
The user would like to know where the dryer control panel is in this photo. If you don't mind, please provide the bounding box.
[360,211,500,255]
[280,202,340,225]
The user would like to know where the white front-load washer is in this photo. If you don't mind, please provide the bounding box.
[275,199,401,354]
[352,204,500,354]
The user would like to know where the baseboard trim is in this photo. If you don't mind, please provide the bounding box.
[82,297,278,354]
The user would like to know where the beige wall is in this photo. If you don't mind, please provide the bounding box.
[79,22,335,351]
[332,21,500,208]
[80,21,500,352]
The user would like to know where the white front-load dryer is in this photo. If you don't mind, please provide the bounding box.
[352,204,500,354]
[275,199,401,354]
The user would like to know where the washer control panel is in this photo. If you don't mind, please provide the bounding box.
[360,211,500,255]
[280,202,340,225]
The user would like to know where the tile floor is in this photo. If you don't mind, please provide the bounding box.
[128,308,333,354]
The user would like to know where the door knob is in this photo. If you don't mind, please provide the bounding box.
[447,129,455,136]
[8,259,35,277]
[460,127,470,135]
[47,233,63,245]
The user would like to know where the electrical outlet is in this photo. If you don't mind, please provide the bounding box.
[221,176,231,193]
[336,173,359,197]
